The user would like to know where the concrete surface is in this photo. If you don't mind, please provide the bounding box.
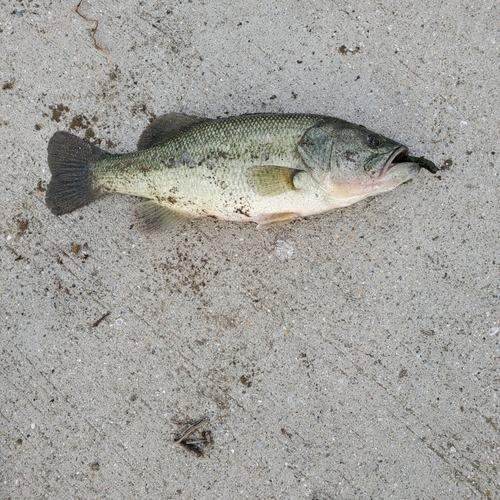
[1,0,499,498]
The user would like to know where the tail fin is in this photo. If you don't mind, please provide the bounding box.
[46,131,106,215]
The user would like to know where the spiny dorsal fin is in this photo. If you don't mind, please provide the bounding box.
[247,166,302,196]
[136,200,191,232]
[137,113,210,150]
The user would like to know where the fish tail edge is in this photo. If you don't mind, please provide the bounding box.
[46,131,106,215]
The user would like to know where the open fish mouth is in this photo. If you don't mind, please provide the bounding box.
[378,146,409,178]
[379,147,438,177]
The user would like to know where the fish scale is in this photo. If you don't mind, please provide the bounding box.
[94,114,320,213]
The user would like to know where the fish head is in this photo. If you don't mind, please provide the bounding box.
[298,119,421,203]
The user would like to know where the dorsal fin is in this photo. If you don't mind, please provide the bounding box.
[137,113,210,150]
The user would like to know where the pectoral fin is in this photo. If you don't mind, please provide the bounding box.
[247,166,301,196]
[136,201,191,232]
[137,113,211,150]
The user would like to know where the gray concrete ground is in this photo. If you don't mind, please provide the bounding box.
[1,0,499,498]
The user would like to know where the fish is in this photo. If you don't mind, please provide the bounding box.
[46,112,437,230]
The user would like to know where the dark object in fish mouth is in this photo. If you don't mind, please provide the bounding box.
[404,155,439,174]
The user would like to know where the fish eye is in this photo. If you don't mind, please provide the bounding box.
[367,134,382,148]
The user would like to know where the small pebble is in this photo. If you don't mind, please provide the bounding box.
[274,240,294,262]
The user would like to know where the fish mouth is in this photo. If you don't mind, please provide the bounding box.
[378,146,409,178]
[379,147,439,177]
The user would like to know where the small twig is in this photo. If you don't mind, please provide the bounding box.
[172,418,210,457]
[173,419,208,444]
[185,438,206,445]
[202,430,212,450]
[75,0,109,53]
[92,311,111,327]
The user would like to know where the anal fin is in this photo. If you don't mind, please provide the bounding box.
[256,212,300,228]
[136,200,191,232]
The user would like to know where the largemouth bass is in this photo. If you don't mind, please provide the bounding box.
[46,113,437,229]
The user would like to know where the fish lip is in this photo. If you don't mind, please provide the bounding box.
[378,146,410,178]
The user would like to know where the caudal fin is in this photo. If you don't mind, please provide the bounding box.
[46,131,106,215]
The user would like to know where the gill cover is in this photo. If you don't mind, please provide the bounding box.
[297,124,335,174]
[297,118,403,187]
